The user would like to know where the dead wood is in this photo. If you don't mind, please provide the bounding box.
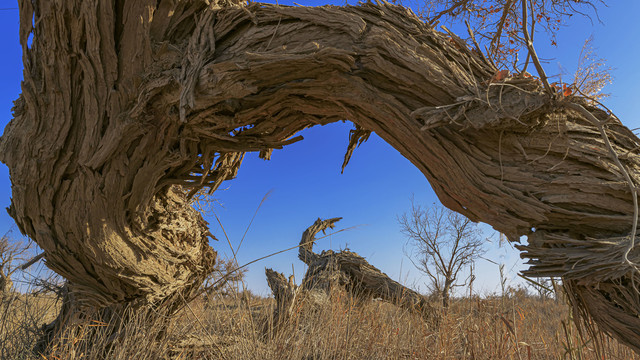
[265,268,299,329]
[266,218,432,325]
[1,0,640,352]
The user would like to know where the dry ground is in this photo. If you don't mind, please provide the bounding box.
[1,284,639,360]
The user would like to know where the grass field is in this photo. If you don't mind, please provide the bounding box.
[1,281,639,360]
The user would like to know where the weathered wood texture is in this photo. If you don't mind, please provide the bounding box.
[265,268,299,329]
[299,218,432,314]
[266,218,431,329]
[1,0,640,352]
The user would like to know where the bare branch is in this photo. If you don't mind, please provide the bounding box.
[399,201,485,307]
[521,0,552,94]
[428,0,472,25]
[489,0,515,56]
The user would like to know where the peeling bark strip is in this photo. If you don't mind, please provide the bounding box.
[2,0,640,352]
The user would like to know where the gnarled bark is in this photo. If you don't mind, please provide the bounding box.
[2,0,640,353]
[298,218,431,314]
[265,268,299,329]
[266,217,432,330]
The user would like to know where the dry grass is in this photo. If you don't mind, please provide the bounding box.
[0,291,60,358]
[2,282,640,360]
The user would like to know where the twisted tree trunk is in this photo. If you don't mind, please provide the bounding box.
[2,0,640,353]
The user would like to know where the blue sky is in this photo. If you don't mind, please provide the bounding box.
[0,1,638,296]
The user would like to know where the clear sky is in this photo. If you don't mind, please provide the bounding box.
[0,1,638,297]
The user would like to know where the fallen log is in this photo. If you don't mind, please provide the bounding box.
[266,218,432,328]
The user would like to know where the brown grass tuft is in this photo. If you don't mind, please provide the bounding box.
[2,283,640,359]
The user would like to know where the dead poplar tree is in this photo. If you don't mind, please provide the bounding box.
[2,0,640,353]
[266,217,433,330]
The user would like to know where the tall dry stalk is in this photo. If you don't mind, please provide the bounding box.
[573,35,613,101]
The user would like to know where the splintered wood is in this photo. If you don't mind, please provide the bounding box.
[266,218,431,328]
[2,0,640,353]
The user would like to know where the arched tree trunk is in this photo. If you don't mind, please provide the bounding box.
[2,0,640,353]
